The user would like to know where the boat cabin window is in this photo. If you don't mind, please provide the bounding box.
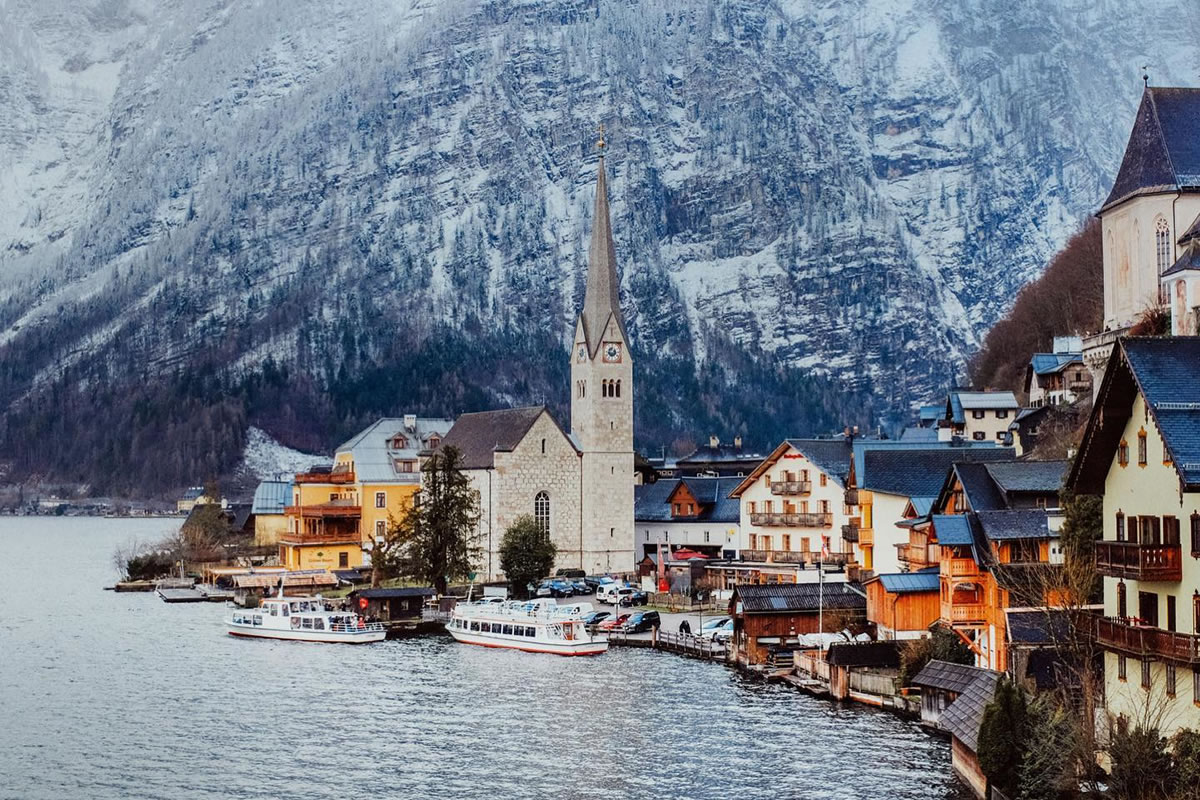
[269,605,278,616]
[502,624,513,635]
[281,605,288,617]
[481,622,492,633]
[252,616,262,626]
[302,618,313,630]
[292,618,301,629]
[525,626,535,637]
[313,619,325,631]
[470,621,480,632]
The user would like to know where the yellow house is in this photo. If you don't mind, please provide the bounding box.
[1069,337,1200,740]
[251,479,293,546]
[281,415,453,572]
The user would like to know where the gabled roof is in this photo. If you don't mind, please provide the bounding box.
[336,417,454,482]
[984,461,1067,495]
[860,447,1014,498]
[975,510,1052,541]
[874,571,940,594]
[732,582,866,613]
[919,405,943,423]
[634,476,742,523]
[440,406,573,470]
[909,496,935,517]
[940,671,1002,751]
[729,437,853,498]
[1029,352,1084,376]
[899,427,939,442]
[931,514,974,546]
[950,462,1009,512]
[946,391,1020,424]
[578,155,628,357]
[251,480,293,515]
[1069,337,1200,493]
[1102,87,1200,212]
[911,659,995,695]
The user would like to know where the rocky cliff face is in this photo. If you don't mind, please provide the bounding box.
[1,0,1196,489]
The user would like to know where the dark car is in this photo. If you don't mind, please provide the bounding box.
[584,575,614,591]
[569,579,590,595]
[555,568,587,579]
[582,610,611,629]
[538,580,573,598]
[620,588,649,607]
[621,610,661,633]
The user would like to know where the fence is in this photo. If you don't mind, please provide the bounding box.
[795,651,831,682]
[849,670,899,698]
[650,592,726,612]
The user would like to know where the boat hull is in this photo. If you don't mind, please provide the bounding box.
[447,628,607,656]
[227,625,386,644]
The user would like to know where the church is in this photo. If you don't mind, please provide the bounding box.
[439,141,636,580]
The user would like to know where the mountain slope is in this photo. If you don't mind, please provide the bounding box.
[1,0,1197,492]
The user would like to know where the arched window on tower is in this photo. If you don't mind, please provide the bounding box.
[615,379,621,398]
[1157,217,1172,304]
[534,491,550,536]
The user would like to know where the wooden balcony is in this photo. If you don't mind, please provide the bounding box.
[946,557,981,578]
[771,480,812,496]
[858,527,874,547]
[841,522,859,543]
[294,466,355,485]
[284,502,361,519]
[1095,540,1182,582]
[749,512,833,528]
[1096,616,1200,664]
[279,529,363,546]
[844,488,860,506]
[947,603,988,623]
[739,549,851,566]
[897,543,932,568]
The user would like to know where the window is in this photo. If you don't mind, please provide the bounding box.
[749,534,757,549]
[427,434,441,449]
[973,432,986,441]
[375,492,386,508]
[1142,659,1152,690]
[502,624,513,635]
[1116,511,1125,542]
[996,410,1009,419]
[819,474,827,487]
[1139,591,1159,627]
[1118,581,1127,620]
[782,534,791,551]
[534,491,550,536]
[1128,515,1140,544]
[339,551,349,568]
[996,431,1006,440]
[1118,440,1129,467]
[1118,654,1127,681]
[616,380,621,398]
[1157,217,1172,302]
[973,410,985,419]
[541,438,546,455]
[1138,429,1148,466]
[391,434,408,449]
[1191,514,1200,557]
[704,531,710,543]
[1168,595,1177,632]
[1194,669,1200,704]
[1165,516,1181,546]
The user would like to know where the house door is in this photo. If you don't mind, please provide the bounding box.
[1138,591,1159,627]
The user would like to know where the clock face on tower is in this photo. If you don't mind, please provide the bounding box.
[577,345,587,363]
[603,343,621,363]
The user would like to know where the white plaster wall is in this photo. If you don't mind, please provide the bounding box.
[870,492,910,576]
[637,520,739,553]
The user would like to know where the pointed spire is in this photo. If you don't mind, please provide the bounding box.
[581,128,627,355]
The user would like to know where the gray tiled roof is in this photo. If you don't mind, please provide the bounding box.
[911,659,995,695]
[953,462,1008,511]
[984,461,1068,494]
[1162,240,1200,278]
[1029,353,1083,376]
[337,417,454,482]
[862,447,1014,498]
[1102,88,1200,211]
[440,406,567,470]
[251,480,293,515]
[940,671,1002,751]
[634,476,742,523]
[975,509,1052,541]
[785,438,854,483]
[734,582,866,613]
[932,514,974,546]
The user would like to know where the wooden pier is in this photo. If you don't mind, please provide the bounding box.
[607,630,729,662]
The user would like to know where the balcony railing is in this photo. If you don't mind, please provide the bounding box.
[1095,540,1182,582]
[841,523,858,543]
[770,480,812,496]
[284,502,362,519]
[294,467,356,485]
[897,543,932,567]
[748,512,833,528]
[946,557,980,578]
[844,488,860,506]
[279,529,364,546]
[738,549,852,566]
[858,527,874,547]
[1096,617,1200,664]
[947,603,988,623]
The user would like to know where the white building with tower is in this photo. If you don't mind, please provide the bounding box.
[439,139,636,580]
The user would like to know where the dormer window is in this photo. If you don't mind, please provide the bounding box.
[391,434,409,450]
[427,434,441,449]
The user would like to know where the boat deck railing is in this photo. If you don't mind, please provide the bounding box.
[330,621,385,633]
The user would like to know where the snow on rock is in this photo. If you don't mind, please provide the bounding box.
[242,427,326,482]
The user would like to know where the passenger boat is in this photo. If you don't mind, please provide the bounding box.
[447,599,608,656]
[227,595,386,643]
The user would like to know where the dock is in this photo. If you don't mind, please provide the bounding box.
[156,582,234,603]
[607,630,729,661]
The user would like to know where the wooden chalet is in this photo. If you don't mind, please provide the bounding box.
[729,582,866,666]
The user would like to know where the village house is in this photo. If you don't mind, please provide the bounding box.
[844,441,1011,575]
[633,475,740,560]
[910,659,998,731]
[932,667,1002,799]
[437,147,635,580]
[729,582,867,667]
[1082,87,1200,379]
[728,438,858,577]
[937,391,1020,444]
[863,569,940,640]
[251,479,292,546]
[1068,337,1200,739]
[281,415,453,572]
[1024,337,1090,408]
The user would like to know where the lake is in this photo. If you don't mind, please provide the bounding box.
[0,517,970,799]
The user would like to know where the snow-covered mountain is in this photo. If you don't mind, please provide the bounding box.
[1,0,1197,489]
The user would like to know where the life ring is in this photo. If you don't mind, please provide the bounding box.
[358,596,369,610]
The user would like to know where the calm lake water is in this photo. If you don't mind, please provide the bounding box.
[0,517,971,799]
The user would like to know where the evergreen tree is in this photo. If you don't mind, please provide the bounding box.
[396,446,480,595]
[977,677,1028,798]
[499,515,557,598]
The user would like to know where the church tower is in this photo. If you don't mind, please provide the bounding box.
[571,132,635,574]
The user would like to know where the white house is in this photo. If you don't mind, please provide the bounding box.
[937,391,1019,444]
[633,476,741,559]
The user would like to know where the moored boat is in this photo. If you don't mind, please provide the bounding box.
[227,595,385,643]
[448,599,608,656]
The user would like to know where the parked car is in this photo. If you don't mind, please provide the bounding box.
[699,617,734,641]
[581,610,611,628]
[598,585,635,605]
[537,580,573,598]
[584,575,616,591]
[621,610,661,633]
[624,588,649,606]
[555,568,587,579]
[569,579,590,595]
[535,582,553,598]
[598,613,631,631]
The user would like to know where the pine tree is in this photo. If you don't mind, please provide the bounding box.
[396,446,480,595]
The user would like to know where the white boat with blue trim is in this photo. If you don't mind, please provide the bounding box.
[227,595,386,643]
[447,599,608,656]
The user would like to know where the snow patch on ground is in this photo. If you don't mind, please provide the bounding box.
[242,427,326,481]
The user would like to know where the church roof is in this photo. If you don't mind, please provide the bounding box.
[440,406,573,470]
[580,155,628,356]
[1101,87,1200,212]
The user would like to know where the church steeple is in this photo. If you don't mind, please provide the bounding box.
[580,141,628,356]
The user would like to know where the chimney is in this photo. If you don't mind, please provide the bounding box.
[404,414,417,432]
[709,435,719,448]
